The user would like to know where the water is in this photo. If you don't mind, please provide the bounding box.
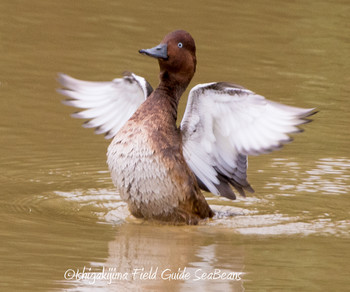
[1,0,349,291]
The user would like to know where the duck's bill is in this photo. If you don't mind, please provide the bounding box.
[139,43,168,60]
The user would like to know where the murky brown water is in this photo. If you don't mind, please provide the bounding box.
[1,0,350,291]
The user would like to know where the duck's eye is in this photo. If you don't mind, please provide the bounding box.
[177,42,183,48]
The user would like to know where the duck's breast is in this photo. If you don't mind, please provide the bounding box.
[106,118,182,218]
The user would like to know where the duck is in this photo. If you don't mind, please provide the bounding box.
[58,30,315,225]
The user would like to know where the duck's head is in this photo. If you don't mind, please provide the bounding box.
[139,30,197,89]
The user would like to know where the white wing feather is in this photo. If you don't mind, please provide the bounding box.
[57,72,152,139]
[181,82,315,199]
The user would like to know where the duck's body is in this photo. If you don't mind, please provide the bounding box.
[107,86,213,223]
[58,30,315,225]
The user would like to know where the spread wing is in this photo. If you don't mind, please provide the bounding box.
[57,72,153,139]
[180,82,316,200]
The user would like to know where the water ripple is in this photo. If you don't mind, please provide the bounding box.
[266,157,350,195]
[54,188,130,224]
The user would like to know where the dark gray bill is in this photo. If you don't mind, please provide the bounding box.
[139,43,168,60]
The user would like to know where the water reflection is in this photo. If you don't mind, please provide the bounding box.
[61,224,245,291]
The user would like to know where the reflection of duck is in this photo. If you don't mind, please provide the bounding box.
[63,223,245,290]
[58,30,315,224]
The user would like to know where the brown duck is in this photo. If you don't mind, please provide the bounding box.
[58,30,315,225]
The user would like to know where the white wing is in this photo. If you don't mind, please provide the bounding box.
[181,82,316,199]
[57,72,153,139]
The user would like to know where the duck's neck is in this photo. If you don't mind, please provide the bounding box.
[152,71,191,123]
